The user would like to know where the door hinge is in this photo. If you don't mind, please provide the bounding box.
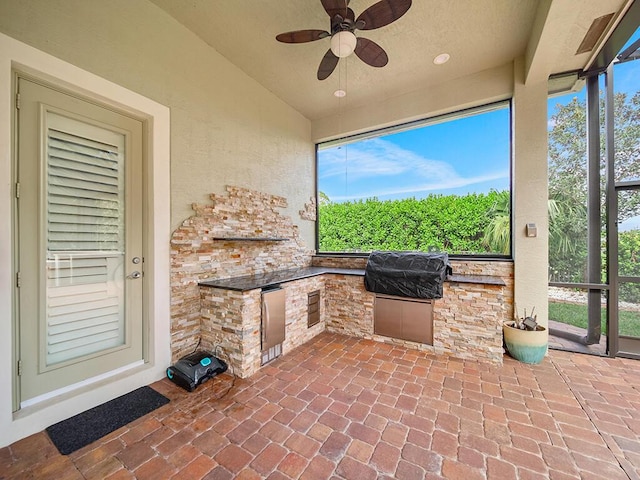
[15,92,20,110]
[17,360,23,376]
[16,271,21,288]
[15,182,20,199]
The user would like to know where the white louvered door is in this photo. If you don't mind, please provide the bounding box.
[17,77,144,405]
[46,117,127,365]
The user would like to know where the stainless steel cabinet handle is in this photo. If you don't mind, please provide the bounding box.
[127,271,142,279]
[262,301,269,345]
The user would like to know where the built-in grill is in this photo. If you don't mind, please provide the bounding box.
[364,251,452,299]
[365,251,452,345]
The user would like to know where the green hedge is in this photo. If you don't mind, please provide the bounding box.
[318,191,507,254]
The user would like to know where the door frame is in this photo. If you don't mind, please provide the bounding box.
[604,62,640,359]
[609,182,640,359]
[0,33,170,448]
[16,76,146,403]
[12,73,152,407]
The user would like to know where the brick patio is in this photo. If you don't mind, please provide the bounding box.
[2,332,639,479]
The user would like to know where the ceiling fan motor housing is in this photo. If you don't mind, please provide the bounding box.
[331,10,358,34]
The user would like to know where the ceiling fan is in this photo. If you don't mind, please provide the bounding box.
[276,0,412,80]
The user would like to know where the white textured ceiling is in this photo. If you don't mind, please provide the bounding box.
[149,0,630,121]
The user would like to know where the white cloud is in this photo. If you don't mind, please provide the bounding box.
[320,138,455,180]
[319,138,508,201]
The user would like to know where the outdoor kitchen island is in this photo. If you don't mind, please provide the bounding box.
[198,265,508,378]
[171,186,513,379]
[198,267,362,378]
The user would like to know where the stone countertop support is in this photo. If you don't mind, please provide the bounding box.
[199,287,262,378]
[434,280,506,363]
[323,273,507,363]
[199,276,328,378]
[198,262,513,371]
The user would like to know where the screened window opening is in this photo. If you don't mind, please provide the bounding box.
[316,102,511,256]
[546,24,640,358]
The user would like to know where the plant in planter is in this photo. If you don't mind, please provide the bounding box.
[503,306,548,364]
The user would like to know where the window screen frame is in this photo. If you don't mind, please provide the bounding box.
[314,100,514,260]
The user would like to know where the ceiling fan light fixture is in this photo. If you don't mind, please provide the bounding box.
[331,31,357,58]
[433,53,450,65]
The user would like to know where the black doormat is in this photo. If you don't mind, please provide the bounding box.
[46,386,169,455]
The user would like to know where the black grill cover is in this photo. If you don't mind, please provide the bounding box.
[364,251,452,299]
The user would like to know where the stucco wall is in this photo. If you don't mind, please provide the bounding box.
[311,62,514,142]
[512,58,550,327]
[0,0,316,242]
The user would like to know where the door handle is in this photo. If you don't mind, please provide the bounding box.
[262,300,269,346]
[127,271,142,279]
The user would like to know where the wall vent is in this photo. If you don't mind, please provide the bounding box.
[576,13,615,55]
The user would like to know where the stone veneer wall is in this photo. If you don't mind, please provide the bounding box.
[281,277,326,356]
[435,280,506,362]
[448,259,515,326]
[323,274,374,338]
[315,256,514,364]
[170,186,313,361]
[200,287,261,377]
[199,276,326,378]
[312,256,368,270]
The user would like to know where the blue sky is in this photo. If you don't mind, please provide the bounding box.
[318,106,510,202]
[319,27,639,230]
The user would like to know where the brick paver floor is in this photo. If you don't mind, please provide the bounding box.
[2,332,640,479]
[548,320,607,355]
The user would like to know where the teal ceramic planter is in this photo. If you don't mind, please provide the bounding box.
[503,322,548,364]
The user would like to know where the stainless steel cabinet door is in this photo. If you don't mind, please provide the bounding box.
[262,288,285,350]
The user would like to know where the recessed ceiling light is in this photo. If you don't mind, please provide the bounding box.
[334,89,346,98]
[433,53,450,65]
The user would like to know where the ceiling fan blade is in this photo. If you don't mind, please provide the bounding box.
[276,29,330,43]
[317,49,339,80]
[356,0,412,30]
[321,0,350,19]
[355,37,388,67]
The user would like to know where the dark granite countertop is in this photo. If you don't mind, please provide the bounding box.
[199,267,505,291]
[199,266,365,291]
[447,274,506,286]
